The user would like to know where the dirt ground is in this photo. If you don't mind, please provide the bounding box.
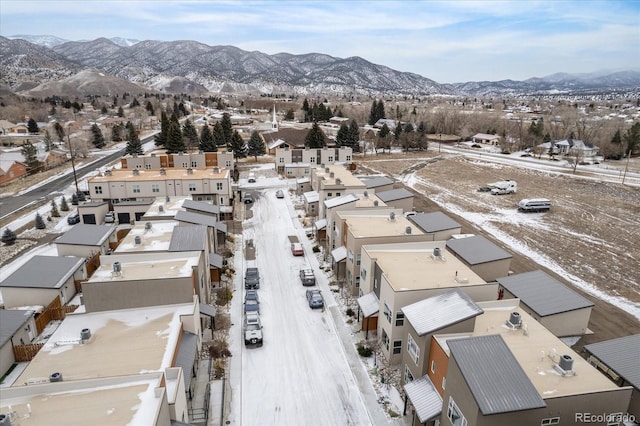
[358,152,640,353]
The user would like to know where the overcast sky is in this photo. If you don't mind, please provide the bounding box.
[1,0,638,83]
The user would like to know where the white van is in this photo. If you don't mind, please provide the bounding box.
[518,198,551,212]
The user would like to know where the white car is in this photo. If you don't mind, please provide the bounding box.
[104,211,115,223]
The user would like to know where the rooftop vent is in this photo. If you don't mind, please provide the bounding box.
[213,167,220,173]
[132,169,140,176]
[113,261,122,273]
[151,153,156,157]
[0,413,11,426]
[187,168,194,174]
[80,328,91,341]
[555,354,575,376]
[330,172,335,178]
[373,200,379,207]
[134,236,142,245]
[49,372,63,382]
[364,191,368,197]
[166,196,170,202]
[158,205,164,212]
[405,226,412,234]
[145,222,152,230]
[506,311,522,328]
[389,212,396,221]
[105,170,112,176]
[433,247,442,258]
[335,178,342,185]
[159,168,166,175]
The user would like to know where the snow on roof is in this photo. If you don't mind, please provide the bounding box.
[357,292,379,317]
[314,219,327,230]
[331,246,347,262]
[115,220,178,253]
[303,191,319,203]
[404,375,443,423]
[89,251,201,282]
[324,193,358,208]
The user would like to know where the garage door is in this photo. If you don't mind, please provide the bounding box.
[83,214,96,224]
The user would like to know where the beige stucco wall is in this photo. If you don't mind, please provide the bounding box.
[469,258,511,282]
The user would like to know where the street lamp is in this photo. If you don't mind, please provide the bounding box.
[439,133,442,153]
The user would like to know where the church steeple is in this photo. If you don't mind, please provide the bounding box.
[272,105,278,131]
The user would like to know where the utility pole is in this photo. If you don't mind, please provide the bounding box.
[621,149,632,185]
[66,124,80,196]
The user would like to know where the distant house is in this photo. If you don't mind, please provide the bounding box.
[471,133,501,145]
[373,118,397,130]
[55,224,119,257]
[0,158,28,185]
[538,138,599,157]
[0,119,16,135]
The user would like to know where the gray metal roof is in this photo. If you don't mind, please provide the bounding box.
[360,175,394,189]
[209,253,223,268]
[375,188,413,202]
[584,334,640,389]
[331,246,347,262]
[55,224,116,246]
[357,292,380,317]
[402,289,483,336]
[497,270,594,316]
[448,334,546,415]
[199,303,216,318]
[404,375,443,423]
[182,199,220,215]
[410,212,461,233]
[0,309,35,347]
[175,331,197,391]
[0,255,85,289]
[174,210,227,233]
[446,235,511,265]
[169,225,207,252]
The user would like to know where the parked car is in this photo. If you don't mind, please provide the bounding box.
[243,193,254,204]
[245,267,260,289]
[306,289,324,309]
[244,299,260,314]
[275,189,284,199]
[245,290,259,303]
[248,172,256,183]
[243,312,263,346]
[299,269,316,286]
[104,211,115,223]
[67,213,80,225]
[291,242,304,256]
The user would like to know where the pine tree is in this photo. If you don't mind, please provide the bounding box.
[623,122,640,154]
[91,124,106,148]
[50,199,60,217]
[155,111,169,147]
[335,122,349,147]
[43,130,54,151]
[71,193,79,205]
[182,119,199,151]
[394,122,403,145]
[304,122,326,148]
[130,97,140,108]
[212,121,225,147]
[145,101,155,116]
[125,122,143,155]
[229,130,247,158]
[416,121,428,150]
[348,120,360,151]
[111,123,123,142]
[21,140,39,174]
[379,123,390,138]
[369,100,378,125]
[27,118,39,134]
[165,120,185,153]
[1,228,17,245]
[60,196,70,212]
[285,109,295,121]
[199,124,217,152]
[54,122,65,142]
[35,213,46,229]
[376,100,386,122]
[117,106,125,117]
[247,131,265,160]
[220,113,233,147]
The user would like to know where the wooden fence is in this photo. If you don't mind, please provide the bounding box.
[13,343,45,362]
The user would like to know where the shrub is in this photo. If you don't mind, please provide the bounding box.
[35,213,46,229]
[1,228,17,245]
[357,343,373,357]
[50,200,60,217]
[60,196,70,211]
[215,287,233,306]
[312,245,320,253]
[346,308,355,317]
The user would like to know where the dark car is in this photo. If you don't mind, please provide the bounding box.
[244,299,260,314]
[245,290,259,303]
[67,213,80,225]
[243,193,254,204]
[306,289,324,309]
[275,189,284,199]
[477,186,492,192]
[245,267,260,289]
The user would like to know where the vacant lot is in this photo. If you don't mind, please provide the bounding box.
[359,152,640,351]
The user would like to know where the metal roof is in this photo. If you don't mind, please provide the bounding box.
[199,303,216,318]
[357,292,380,317]
[446,235,511,265]
[0,255,85,289]
[0,309,35,347]
[55,224,116,246]
[402,289,483,336]
[584,334,640,389]
[375,188,413,202]
[359,175,394,189]
[209,253,223,268]
[410,211,461,233]
[314,219,327,230]
[182,199,220,215]
[404,375,443,423]
[303,191,320,203]
[497,270,594,316]
[331,246,347,263]
[168,225,207,252]
[174,210,227,233]
[448,334,546,415]
[324,193,358,208]
[175,331,197,391]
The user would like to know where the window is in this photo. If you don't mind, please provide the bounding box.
[216,182,223,190]
[191,161,197,167]
[356,254,361,266]
[132,184,140,193]
[328,156,334,162]
[327,192,333,197]
[310,204,316,213]
[382,329,389,350]
[287,169,293,175]
[447,397,467,426]
[304,168,309,175]
[279,157,285,163]
[152,184,160,193]
[442,376,446,390]
[346,155,351,161]
[336,192,341,196]
[136,164,142,169]
[360,268,367,280]
[95,186,103,194]
[225,160,232,167]
[407,334,420,365]
[395,312,404,327]
[374,278,378,289]
[145,164,152,169]
[431,360,436,373]
[383,303,392,322]
[187,183,195,192]
[347,248,353,262]
[355,276,360,288]
[541,418,560,426]
[181,162,188,168]
[404,366,414,384]
[393,340,402,354]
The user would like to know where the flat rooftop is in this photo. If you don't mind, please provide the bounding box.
[316,164,365,188]
[14,302,195,386]
[435,300,620,399]
[90,167,229,182]
[364,242,485,291]
[142,196,189,219]
[346,215,423,239]
[115,220,178,253]
[88,252,200,282]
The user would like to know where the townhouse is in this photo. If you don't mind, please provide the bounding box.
[275,146,353,177]
[310,164,367,219]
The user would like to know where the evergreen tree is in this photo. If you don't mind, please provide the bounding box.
[199,124,217,152]
[35,213,46,229]
[165,120,185,153]
[43,130,54,151]
[182,119,199,151]
[21,140,39,174]
[285,109,295,121]
[117,106,125,117]
[71,193,79,205]
[54,122,65,142]
[27,118,39,133]
[348,120,360,151]
[154,111,169,147]
[130,97,140,108]
[111,123,123,142]
[611,129,622,147]
[375,100,386,122]
[90,123,106,148]
[247,131,265,160]
[101,105,108,114]
[394,122,403,145]
[416,121,428,150]
[60,196,70,212]
[623,122,640,154]
[1,228,17,245]
[229,130,247,158]
[369,100,378,125]
[335,122,349,147]
[212,121,226,147]
[51,199,60,217]
[379,123,391,139]
[304,122,326,148]
[125,122,143,155]
[220,113,233,147]
[145,100,155,116]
